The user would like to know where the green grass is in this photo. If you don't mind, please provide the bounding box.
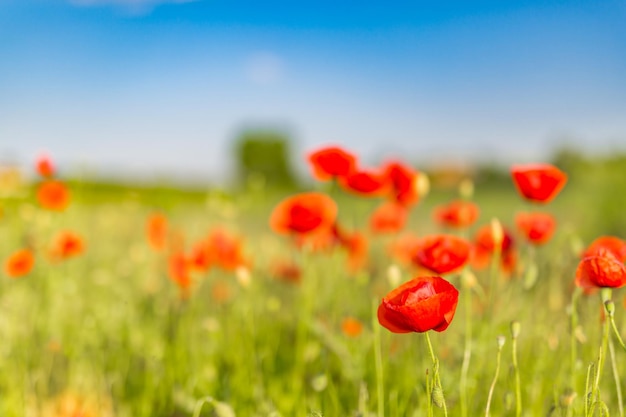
[1,170,626,417]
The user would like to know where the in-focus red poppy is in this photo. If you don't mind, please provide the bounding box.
[411,234,471,274]
[370,202,408,234]
[339,169,388,197]
[270,192,337,236]
[434,200,480,229]
[146,213,168,251]
[378,275,459,333]
[582,236,626,262]
[49,231,85,261]
[515,211,556,245]
[341,317,363,337]
[307,146,357,181]
[575,249,626,290]
[511,163,567,203]
[190,239,212,272]
[37,180,70,211]
[383,161,419,207]
[36,154,55,178]
[5,249,35,278]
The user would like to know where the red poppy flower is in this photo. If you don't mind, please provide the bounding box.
[515,211,556,245]
[146,213,168,251]
[307,146,357,181]
[575,249,626,289]
[412,234,471,274]
[343,231,369,272]
[270,192,337,236]
[383,161,419,206]
[36,154,55,178]
[378,275,459,333]
[49,231,85,261]
[5,249,35,278]
[582,236,626,261]
[207,228,248,271]
[271,259,302,284]
[169,251,192,291]
[389,233,421,266]
[511,163,567,203]
[339,169,388,197]
[370,202,408,234]
[341,317,364,337]
[37,180,70,211]
[472,223,517,274]
[474,223,514,253]
[434,200,480,229]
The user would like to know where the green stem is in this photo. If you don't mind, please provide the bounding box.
[511,323,522,417]
[485,337,505,417]
[608,311,626,353]
[608,336,624,417]
[372,299,385,417]
[460,280,472,417]
[424,332,448,417]
[571,287,581,392]
[589,289,612,416]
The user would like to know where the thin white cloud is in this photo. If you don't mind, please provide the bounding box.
[69,0,196,15]
[245,51,284,86]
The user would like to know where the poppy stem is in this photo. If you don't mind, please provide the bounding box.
[372,298,385,417]
[606,300,626,353]
[510,322,522,417]
[608,336,624,417]
[460,271,473,417]
[570,287,581,393]
[485,336,505,417]
[424,332,448,416]
[588,289,612,416]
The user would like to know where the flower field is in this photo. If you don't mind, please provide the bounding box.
[2,149,626,417]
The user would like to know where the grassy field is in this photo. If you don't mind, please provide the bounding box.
[1,157,626,417]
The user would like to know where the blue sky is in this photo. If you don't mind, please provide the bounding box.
[2,0,626,181]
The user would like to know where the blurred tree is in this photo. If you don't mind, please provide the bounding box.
[234,129,297,189]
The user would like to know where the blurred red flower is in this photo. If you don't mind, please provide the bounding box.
[271,259,302,284]
[307,146,357,181]
[146,213,168,251]
[343,231,369,272]
[576,249,626,289]
[37,180,70,211]
[389,233,421,266]
[412,234,471,274]
[5,249,35,278]
[270,192,337,236]
[383,161,419,207]
[169,251,192,293]
[515,211,556,245]
[49,231,85,261]
[370,202,408,234]
[36,154,55,178]
[339,169,388,197]
[378,275,459,333]
[511,163,567,203]
[582,236,626,261]
[434,200,480,229]
[341,317,364,337]
[471,223,517,274]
